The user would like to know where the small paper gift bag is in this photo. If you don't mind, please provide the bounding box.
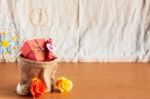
[21,39,46,61]
[18,54,58,92]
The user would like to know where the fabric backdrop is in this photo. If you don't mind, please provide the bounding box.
[0,0,150,62]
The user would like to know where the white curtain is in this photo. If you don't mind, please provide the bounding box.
[0,0,150,62]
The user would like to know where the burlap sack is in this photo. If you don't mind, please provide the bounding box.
[18,54,58,92]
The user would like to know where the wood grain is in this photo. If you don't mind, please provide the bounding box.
[0,62,150,99]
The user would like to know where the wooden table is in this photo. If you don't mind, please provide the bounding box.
[0,62,150,99]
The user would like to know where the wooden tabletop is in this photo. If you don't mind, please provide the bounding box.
[0,62,150,99]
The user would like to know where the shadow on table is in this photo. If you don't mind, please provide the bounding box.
[0,84,32,99]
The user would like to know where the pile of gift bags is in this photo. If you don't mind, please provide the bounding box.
[21,38,55,61]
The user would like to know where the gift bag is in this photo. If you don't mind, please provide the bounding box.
[18,54,58,92]
[21,39,46,61]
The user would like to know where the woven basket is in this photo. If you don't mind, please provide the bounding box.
[18,54,58,92]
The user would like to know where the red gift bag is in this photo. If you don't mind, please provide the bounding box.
[21,39,46,61]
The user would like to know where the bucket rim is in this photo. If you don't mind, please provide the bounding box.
[18,54,58,65]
